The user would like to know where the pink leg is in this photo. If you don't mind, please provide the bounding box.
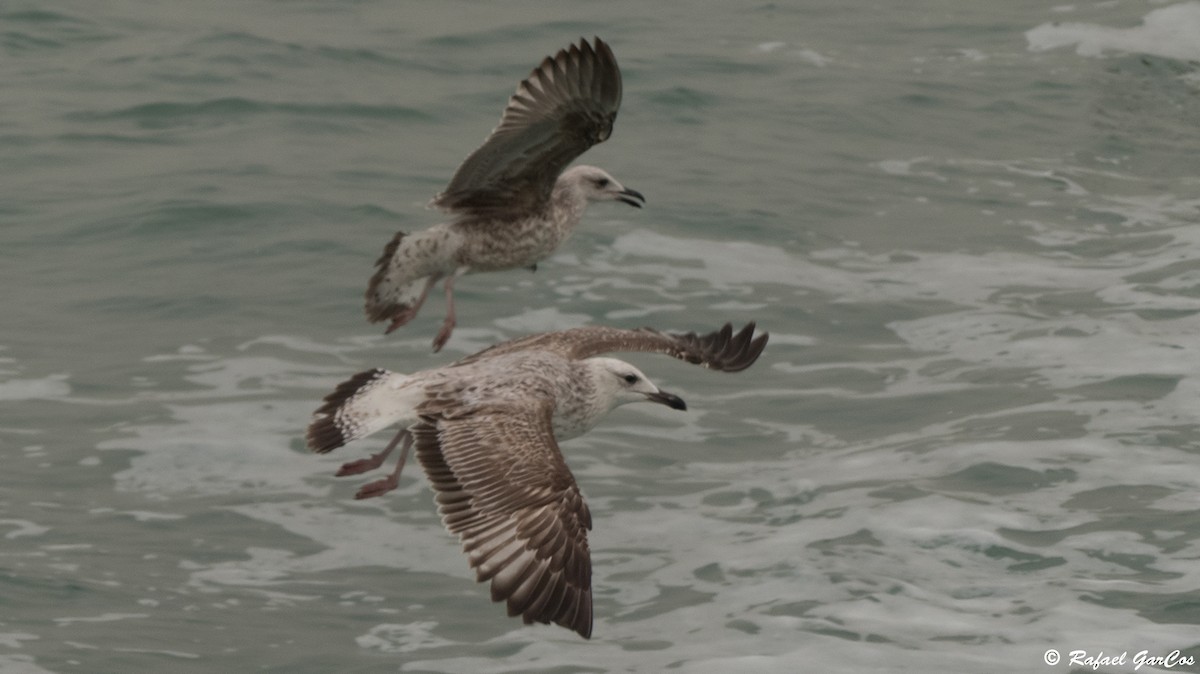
[385,274,442,334]
[335,427,407,477]
[431,271,464,353]
[354,430,413,500]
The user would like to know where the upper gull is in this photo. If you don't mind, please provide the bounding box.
[365,37,644,351]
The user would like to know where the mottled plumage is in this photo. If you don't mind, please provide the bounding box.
[366,37,644,351]
[306,322,768,638]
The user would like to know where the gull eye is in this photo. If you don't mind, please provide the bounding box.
[623,373,638,384]
[595,177,610,188]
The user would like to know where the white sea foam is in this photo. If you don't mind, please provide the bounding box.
[0,520,49,539]
[53,613,150,625]
[355,622,455,653]
[0,654,57,674]
[754,41,832,66]
[0,374,70,401]
[100,398,323,499]
[1027,2,1200,61]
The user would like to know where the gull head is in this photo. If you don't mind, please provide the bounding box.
[561,165,645,209]
[586,357,686,412]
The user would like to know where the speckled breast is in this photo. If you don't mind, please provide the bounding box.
[455,215,572,272]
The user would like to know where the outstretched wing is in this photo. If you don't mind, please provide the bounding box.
[455,322,768,373]
[430,37,623,219]
[413,399,595,638]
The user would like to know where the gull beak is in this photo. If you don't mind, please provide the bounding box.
[616,188,645,209]
[646,389,687,411]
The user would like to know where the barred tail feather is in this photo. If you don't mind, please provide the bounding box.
[306,368,420,453]
[366,232,412,322]
[365,227,458,329]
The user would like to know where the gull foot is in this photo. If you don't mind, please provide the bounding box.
[335,448,393,477]
[432,319,455,353]
[354,475,399,500]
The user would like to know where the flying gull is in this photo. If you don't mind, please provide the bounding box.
[306,322,768,638]
[365,37,644,352]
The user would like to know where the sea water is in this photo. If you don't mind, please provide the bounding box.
[3,1,1200,672]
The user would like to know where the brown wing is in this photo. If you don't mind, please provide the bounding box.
[412,400,595,638]
[430,37,623,219]
[455,322,768,373]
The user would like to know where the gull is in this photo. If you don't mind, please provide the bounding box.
[306,322,768,638]
[365,37,644,351]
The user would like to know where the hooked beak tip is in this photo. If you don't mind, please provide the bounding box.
[647,390,687,411]
[617,188,645,208]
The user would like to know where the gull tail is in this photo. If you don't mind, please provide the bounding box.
[365,229,455,333]
[306,369,421,453]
